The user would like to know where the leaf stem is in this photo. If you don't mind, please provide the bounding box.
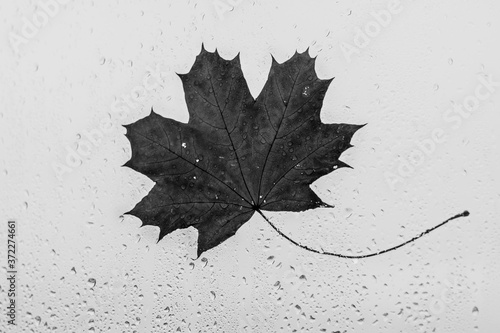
[256,209,470,259]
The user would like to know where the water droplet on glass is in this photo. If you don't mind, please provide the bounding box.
[302,86,310,97]
[472,306,479,315]
[87,278,96,288]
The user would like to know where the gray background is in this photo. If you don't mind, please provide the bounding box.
[1,0,499,332]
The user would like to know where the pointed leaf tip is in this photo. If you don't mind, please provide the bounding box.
[339,160,353,169]
[231,52,241,63]
[196,246,205,259]
[322,77,335,85]
[320,201,335,208]
[122,209,134,217]
[351,123,367,134]
[176,72,187,80]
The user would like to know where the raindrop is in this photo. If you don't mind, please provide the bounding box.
[201,258,208,267]
[88,278,96,288]
[302,86,310,97]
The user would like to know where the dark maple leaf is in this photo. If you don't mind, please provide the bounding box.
[123,46,364,257]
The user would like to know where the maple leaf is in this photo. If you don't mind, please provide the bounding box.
[122,47,471,259]
[123,46,364,257]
